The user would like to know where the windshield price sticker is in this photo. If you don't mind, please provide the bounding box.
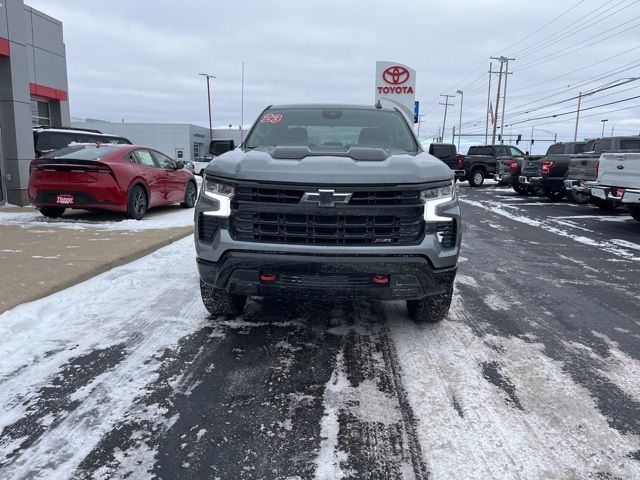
[260,113,283,124]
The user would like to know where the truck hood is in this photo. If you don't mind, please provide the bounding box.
[204,147,453,185]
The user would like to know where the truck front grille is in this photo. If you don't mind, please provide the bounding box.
[229,181,428,246]
[235,186,422,206]
[230,211,424,246]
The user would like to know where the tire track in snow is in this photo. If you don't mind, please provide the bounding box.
[314,301,428,480]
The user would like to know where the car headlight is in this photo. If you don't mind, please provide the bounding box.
[421,181,455,222]
[202,177,234,217]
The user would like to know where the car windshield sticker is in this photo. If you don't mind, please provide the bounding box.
[260,113,283,124]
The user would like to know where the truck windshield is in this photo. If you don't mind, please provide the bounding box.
[245,108,418,153]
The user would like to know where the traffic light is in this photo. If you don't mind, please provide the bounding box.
[516,134,522,144]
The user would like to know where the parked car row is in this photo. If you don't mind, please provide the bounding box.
[516,136,640,221]
[28,126,197,220]
[428,137,640,223]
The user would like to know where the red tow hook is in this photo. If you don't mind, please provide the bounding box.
[372,275,390,285]
[260,273,277,282]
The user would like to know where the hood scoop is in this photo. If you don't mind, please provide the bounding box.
[269,146,389,161]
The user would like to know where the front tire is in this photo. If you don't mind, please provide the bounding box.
[126,185,148,220]
[407,288,453,323]
[200,280,247,316]
[469,169,485,187]
[39,207,65,218]
[628,206,640,222]
[180,181,197,208]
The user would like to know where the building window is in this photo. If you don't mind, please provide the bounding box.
[193,142,202,159]
[31,99,51,126]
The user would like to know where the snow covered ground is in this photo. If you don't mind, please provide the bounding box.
[0,206,194,231]
[0,184,639,479]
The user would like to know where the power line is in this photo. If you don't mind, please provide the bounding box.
[511,0,628,57]
[503,95,640,127]
[499,0,587,54]
[515,17,640,71]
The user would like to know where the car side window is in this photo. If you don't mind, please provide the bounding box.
[547,144,564,155]
[134,149,158,167]
[152,151,175,169]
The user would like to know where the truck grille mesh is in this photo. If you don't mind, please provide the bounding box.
[230,183,425,246]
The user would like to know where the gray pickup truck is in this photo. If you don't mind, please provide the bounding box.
[195,104,461,323]
[565,136,640,207]
[519,141,587,200]
[589,152,640,222]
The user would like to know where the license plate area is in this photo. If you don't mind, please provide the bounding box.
[56,194,74,205]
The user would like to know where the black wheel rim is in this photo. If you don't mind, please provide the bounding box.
[186,183,196,205]
[133,190,146,216]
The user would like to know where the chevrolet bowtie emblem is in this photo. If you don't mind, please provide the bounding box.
[301,189,352,207]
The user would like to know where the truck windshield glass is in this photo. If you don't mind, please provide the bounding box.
[245,108,417,153]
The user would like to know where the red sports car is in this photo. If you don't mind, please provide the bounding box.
[29,144,198,219]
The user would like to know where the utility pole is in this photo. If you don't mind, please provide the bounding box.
[530,125,534,152]
[485,62,492,144]
[439,94,455,143]
[573,92,582,142]
[199,73,216,143]
[499,58,514,142]
[489,56,514,144]
[452,125,456,144]
[456,90,464,151]
[601,119,608,138]
[437,126,441,143]
[611,125,614,136]
[490,59,504,145]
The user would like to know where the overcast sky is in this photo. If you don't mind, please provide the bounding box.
[30,0,640,153]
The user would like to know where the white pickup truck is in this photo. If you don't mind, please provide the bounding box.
[589,152,640,222]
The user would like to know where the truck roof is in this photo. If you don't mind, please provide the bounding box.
[268,103,397,112]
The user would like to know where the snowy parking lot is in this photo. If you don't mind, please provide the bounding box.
[1,184,639,479]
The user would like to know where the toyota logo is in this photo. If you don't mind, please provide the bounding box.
[383,66,409,85]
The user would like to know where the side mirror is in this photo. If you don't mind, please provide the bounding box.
[209,139,235,156]
[175,160,185,169]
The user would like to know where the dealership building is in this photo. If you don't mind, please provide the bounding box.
[72,121,245,162]
[1,0,70,206]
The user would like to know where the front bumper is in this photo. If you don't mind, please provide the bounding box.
[197,252,456,300]
[590,186,640,204]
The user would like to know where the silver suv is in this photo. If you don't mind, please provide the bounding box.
[194,104,461,322]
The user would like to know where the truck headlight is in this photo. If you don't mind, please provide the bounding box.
[202,177,235,217]
[421,182,454,222]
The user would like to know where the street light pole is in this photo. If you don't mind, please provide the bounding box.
[456,89,463,151]
[199,73,216,143]
[601,119,608,138]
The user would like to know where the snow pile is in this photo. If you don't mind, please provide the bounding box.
[0,207,194,231]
